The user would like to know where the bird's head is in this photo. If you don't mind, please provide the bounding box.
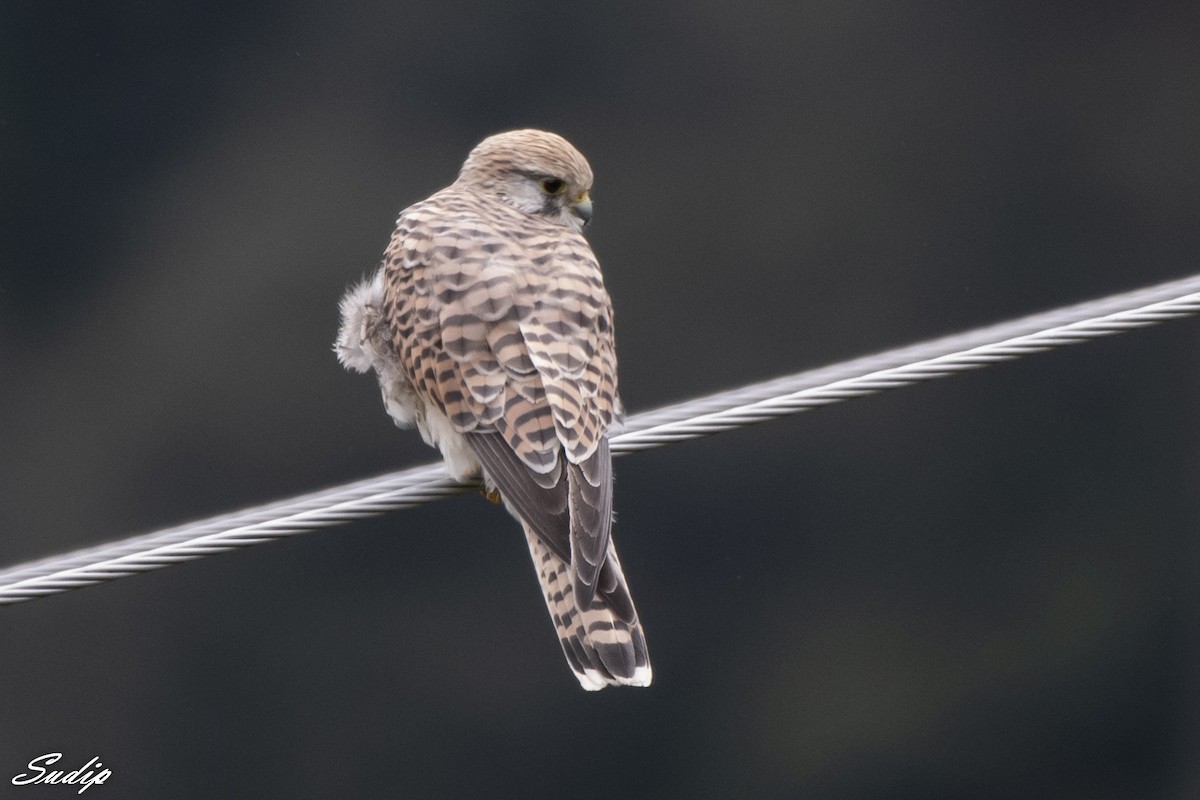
[457,129,595,232]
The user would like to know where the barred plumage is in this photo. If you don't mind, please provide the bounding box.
[336,129,650,690]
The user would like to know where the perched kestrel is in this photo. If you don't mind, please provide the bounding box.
[336,129,651,690]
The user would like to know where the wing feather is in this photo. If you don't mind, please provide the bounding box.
[382,187,632,651]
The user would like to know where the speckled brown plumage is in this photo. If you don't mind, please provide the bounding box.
[381,185,617,472]
[336,130,650,690]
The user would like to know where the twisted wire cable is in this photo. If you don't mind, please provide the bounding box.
[3,273,1200,605]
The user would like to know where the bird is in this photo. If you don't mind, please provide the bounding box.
[335,129,651,690]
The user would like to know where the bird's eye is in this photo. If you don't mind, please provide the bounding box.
[540,178,566,195]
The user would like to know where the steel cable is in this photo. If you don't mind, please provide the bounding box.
[3,273,1199,605]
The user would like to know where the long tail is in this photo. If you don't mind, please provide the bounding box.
[521,522,652,690]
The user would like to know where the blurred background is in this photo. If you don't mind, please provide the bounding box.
[3,2,1200,797]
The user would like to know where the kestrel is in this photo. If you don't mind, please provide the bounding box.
[335,129,651,690]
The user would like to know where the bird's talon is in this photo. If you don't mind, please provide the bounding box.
[482,487,503,505]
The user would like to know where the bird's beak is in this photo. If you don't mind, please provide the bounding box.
[571,192,593,228]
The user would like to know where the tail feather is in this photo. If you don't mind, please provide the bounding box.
[522,523,651,690]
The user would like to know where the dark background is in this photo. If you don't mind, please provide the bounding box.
[3,2,1200,797]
